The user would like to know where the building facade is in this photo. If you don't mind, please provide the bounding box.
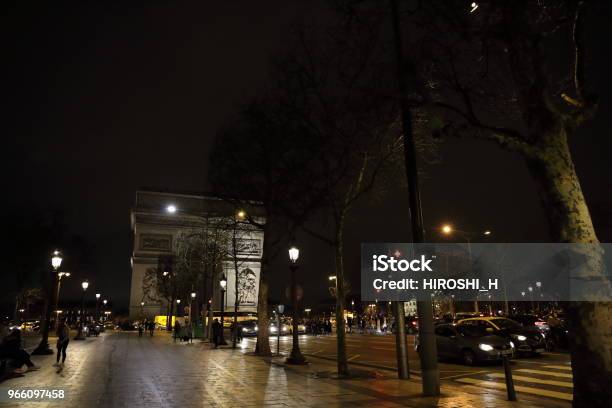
[129,189,265,320]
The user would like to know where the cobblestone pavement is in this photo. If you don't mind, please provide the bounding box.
[1,331,563,408]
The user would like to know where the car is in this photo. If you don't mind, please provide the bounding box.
[457,317,546,356]
[239,320,259,336]
[270,320,291,335]
[416,323,514,365]
[510,315,550,332]
[453,312,481,323]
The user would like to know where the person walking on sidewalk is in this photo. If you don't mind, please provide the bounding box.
[138,323,144,337]
[53,319,70,372]
[173,321,181,343]
[212,319,222,348]
[148,321,155,337]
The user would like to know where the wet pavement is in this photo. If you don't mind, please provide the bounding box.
[1,331,567,407]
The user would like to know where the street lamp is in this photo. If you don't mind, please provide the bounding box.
[286,246,306,364]
[53,271,70,331]
[219,275,227,345]
[95,293,101,321]
[75,280,89,340]
[166,204,177,214]
[190,291,196,340]
[33,250,63,355]
[439,224,491,312]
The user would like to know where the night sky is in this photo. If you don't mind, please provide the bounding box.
[4,1,612,313]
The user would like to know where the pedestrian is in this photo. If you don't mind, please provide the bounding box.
[173,321,181,343]
[0,328,39,374]
[347,316,353,334]
[138,323,144,337]
[149,321,155,337]
[53,319,70,372]
[212,318,222,348]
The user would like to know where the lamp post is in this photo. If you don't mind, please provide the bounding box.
[535,281,542,313]
[190,291,196,341]
[286,246,306,364]
[95,293,100,321]
[440,224,491,313]
[75,280,89,340]
[219,275,227,345]
[33,250,63,355]
[528,286,534,313]
[53,271,70,331]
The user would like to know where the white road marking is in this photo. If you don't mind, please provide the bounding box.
[489,373,573,388]
[516,369,572,378]
[455,377,573,401]
[542,365,572,371]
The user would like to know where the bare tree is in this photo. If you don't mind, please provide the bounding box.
[390,1,612,404]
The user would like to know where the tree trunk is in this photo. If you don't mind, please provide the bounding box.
[255,221,272,356]
[526,127,612,407]
[334,214,349,376]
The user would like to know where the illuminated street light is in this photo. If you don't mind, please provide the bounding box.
[34,250,66,355]
[75,280,89,340]
[470,2,479,13]
[288,246,300,263]
[219,275,227,345]
[236,210,246,220]
[286,245,305,364]
[53,272,71,331]
[441,224,453,235]
[51,250,63,270]
[166,204,177,214]
[191,292,196,299]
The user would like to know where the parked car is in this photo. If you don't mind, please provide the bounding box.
[416,323,514,365]
[510,314,550,332]
[456,317,546,356]
[453,312,481,323]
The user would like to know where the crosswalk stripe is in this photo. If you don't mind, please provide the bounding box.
[516,369,572,378]
[489,373,573,388]
[455,378,573,401]
[543,365,572,371]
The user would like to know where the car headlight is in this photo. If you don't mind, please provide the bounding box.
[242,327,247,332]
[255,326,258,331]
[510,341,515,348]
[270,327,277,333]
[479,343,494,351]
[515,335,527,341]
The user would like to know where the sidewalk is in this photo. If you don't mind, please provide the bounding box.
[1,332,561,407]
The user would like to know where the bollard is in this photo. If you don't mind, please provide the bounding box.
[503,355,517,401]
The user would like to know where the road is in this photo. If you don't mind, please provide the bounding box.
[241,332,573,404]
